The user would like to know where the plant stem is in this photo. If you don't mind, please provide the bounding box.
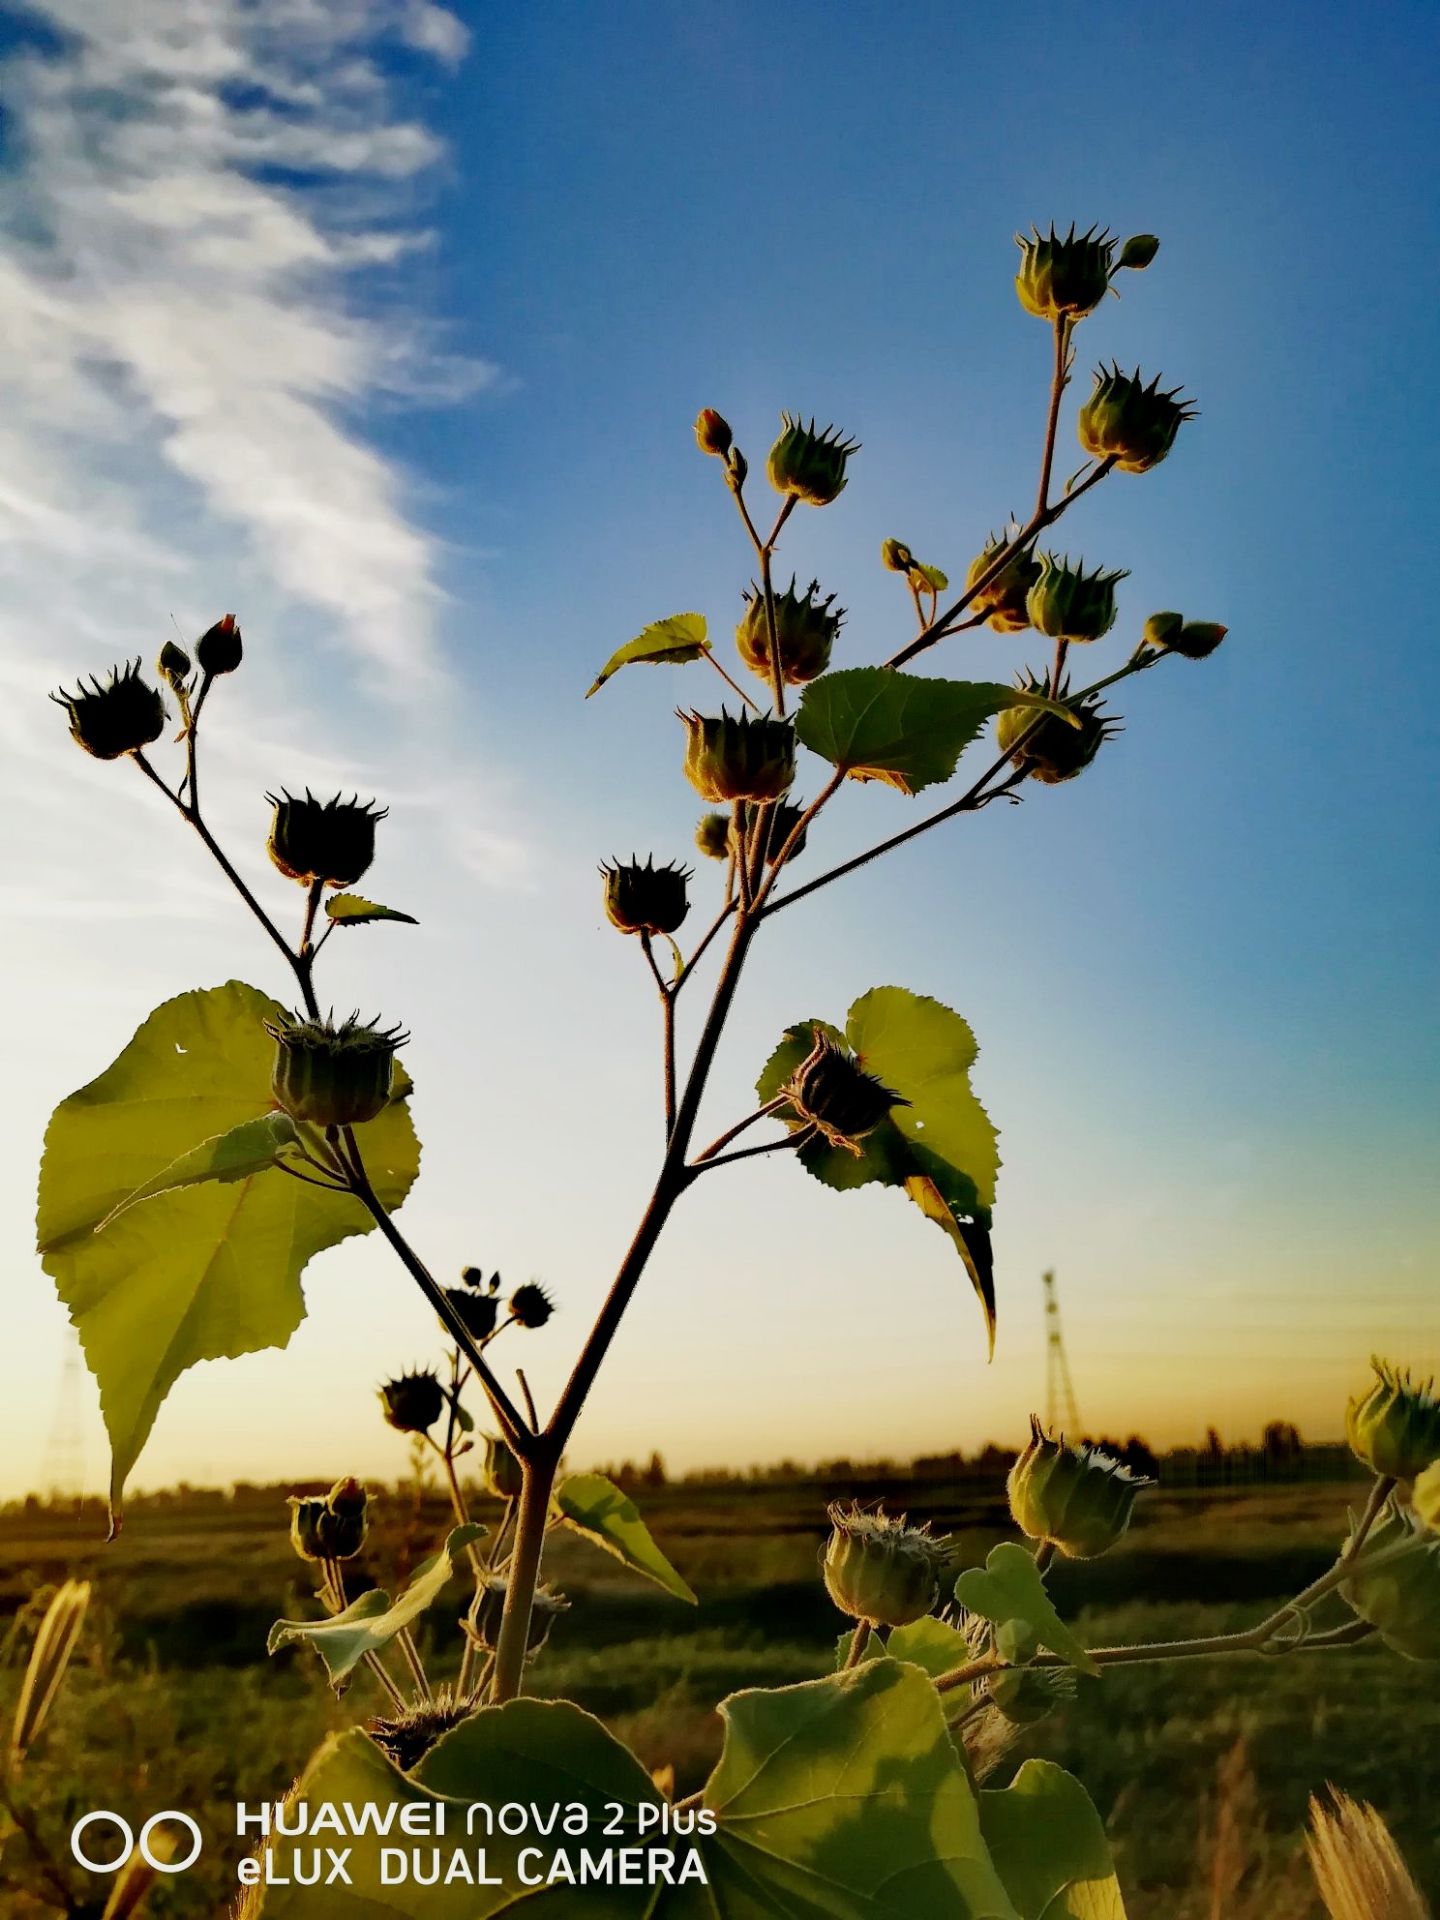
[640,934,677,1138]
[691,1094,788,1166]
[396,1627,429,1702]
[1035,316,1071,518]
[842,1621,872,1670]
[694,1129,812,1174]
[702,649,761,712]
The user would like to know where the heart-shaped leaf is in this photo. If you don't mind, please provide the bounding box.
[954,1543,1098,1676]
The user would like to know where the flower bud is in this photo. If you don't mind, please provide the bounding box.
[986,1665,1077,1727]
[694,811,731,861]
[679,709,796,804]
[1168,621,1228,660]
[466,1574,568,1655]
[379,1369,445,1434]
[508,1282,554,1330]
[51,660,167,761]
[443,1284,498,1342]
[482,1434,524,1501]
[1142,611,1185,650]
[725,447,749,492]
[881,538,914,573]
[320,1477,368,1559]
[694,409,732,457]
[736,578,844,686]
[822,1504,947,1628]
[195,613,243,676]
[266,1010,405,1127]
[780,1028,906,1155]
[1007,1417,1152,1559]
[288,1496,331,1562]
[266,789,387,889]
[1346,1359,1440,1483]
[1340,1506,1440,1661]
[965,535,1043,633]
[995,675,1118,785]
[1014,224,1115,322]
[1117,233,1160,270]
[766,413,859,507]
[157,640,191,690]
[1078,364,1196,474]
[600,856,691,936]
[1026,553,1127,645]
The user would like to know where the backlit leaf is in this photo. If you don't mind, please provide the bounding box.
[324,893,418,927]
[586,612,710,697]
[979,1760,1126,1919]
[553,1472,697,1604]
[954,1544,1098,1676]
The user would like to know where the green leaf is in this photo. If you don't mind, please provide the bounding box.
[695,1660,1019,1917]
[887,1615,974,1679]
[324,893,418,927]
[552,1472,697,1604]
[833,1626,886,1668]
[795,667,1069,795]
[913,562,949,592]
[268,1526,482,1691]
[586,611,710,697]
[979,1761,1126,1919]
[757,987,1001,1343]
[954,1544,1098,1677]
[97,1112,299,1228]
[36,981,421,1524]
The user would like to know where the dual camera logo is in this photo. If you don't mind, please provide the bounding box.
[70,1808,203,1875]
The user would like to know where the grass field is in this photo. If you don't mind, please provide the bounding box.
[1,1471,1434,1917]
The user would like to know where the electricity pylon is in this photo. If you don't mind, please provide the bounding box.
[40,1331,87,1498]
[1042,1269,1082,1436]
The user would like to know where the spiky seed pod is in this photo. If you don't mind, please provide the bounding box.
[370,1693,475,1771]
[679,709,796,804]
[1346,1359,1440,1483]
[766,413,859,507]
[266,1009,405,1127]
[51,660,167,760]
[1014,224,1116,322]
[995,675,1118,785]
[822,1504,948,1628]
[466,1575,568,1655]
[1026,554,1128,645]
[965,535,1043,633]
[442,1284,498,1342]
[379,1369,445,1435]
[694,409,732,457]
[266,789,387,889]
[157,640,191,690]
[756,800,809,867]
[1078,363,1196,474]
[781,1029,906,1155]
[881,538,914,573]
[1340,1505,1440,1661]
[1007,1417,1153,1559]
[736,578,844,686]
[509,1282,554,1329]
[694,811,731,861]
[288,1485,366,1562]
[195,612,243,675]
[482,1433,524,1502]
[600,856,692,936]
[985,1665,1077,1727]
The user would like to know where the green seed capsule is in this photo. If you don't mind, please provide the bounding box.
[766,413,859,507]
[1007,1417,1151,1559]
[1346,1359,1440,1482]
[266,1010,405,1128]
[679,709,796,804]
[1340,1506,1440,1661]
[735,578,844,686]
[600,856,691,936]
[822,1504,948,1629]
[1014,224,1116,322]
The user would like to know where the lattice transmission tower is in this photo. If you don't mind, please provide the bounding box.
[1042,1269,1082,1436]
[40,1330,88,1499]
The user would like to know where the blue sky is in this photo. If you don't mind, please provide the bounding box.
[1,0,1436,1497]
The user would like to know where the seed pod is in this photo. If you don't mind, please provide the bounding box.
[694,811,731,861]
[289,1477,369,1562]
[51,659,167,761]
[1014,224,1116,322]
[371,1696,475,1772]
[379,1369,446,1435]
[600,856,692,936]
[443,1284,499,1342]
[1078,363,1196,474]
[694,409,732,457]
[1007,1417,1152,1559]
[881,538,915,573]
[822,1503,948,1628]
[679,709,796,804]
[266,789,387,889]
[157,640,192,691]
[466,1575,568,1654]
[266,1009,405,1127]
[1340,1505,1440,1661]
[1346,1359,1440,1483]
[965,535,1043,633]
[482,1434,524,1501]
[508,1282,554,1329]
[985,1664,1077,1727]
[766,413,859,507]
[1026,554,1127,645]
[736,578,844,686]
[995,675,1119,785]
[288,1495,331,1562]
[195,612,243,675]
[781,1029,906,1155]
